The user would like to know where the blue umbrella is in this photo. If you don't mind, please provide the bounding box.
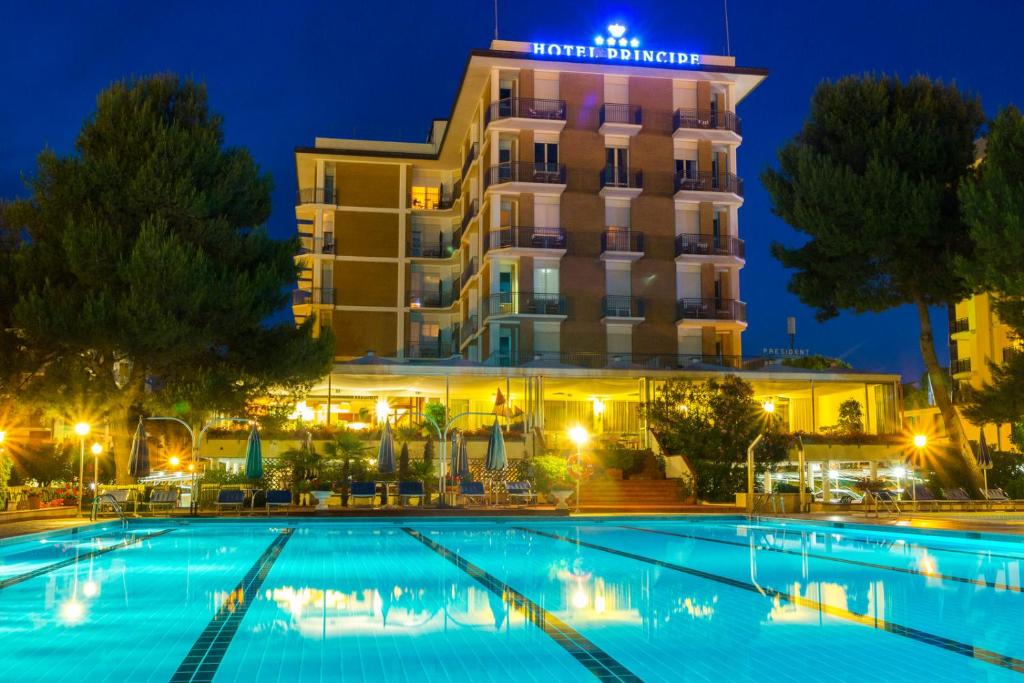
[377,420,396,474]
[484,419,507,471]
[245,425,263,481]
[978,428,993,493]
[128,418,150,478]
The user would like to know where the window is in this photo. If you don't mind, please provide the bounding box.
[411,186,440,210]
[500,198,517,226]
[604,76,628,105]
[676,207,699,235]
[535,197,560,228]
[323,165,335,201]
[321,211,335,253]
[534,322,560,354]
[534,265,559,295]
[535,142,558,167]
[605,263,631,297]
[605,147,629,185]
[607,326,631,355]
[605,201,630,229]
[535,72,559,100]
[679,330,702,356]
[676,158,698,178]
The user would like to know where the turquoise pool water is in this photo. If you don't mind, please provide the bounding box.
[1,516,1022,681]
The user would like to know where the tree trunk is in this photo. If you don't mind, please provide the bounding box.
[915,299,982,488]
[112,400,134,484]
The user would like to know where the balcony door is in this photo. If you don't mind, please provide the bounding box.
[498,139,515,182]
[606,147,629,186]
[499,269,516,314]
[534,142,558,180]
[497,327,518,366]
[499,79,516,117]
[323,165,335,203]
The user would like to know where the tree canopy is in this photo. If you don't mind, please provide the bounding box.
[762,74,985,481]
[3,75,333,480]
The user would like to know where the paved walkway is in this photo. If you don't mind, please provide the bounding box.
[0,516,99,540]
[778,512,1024,536]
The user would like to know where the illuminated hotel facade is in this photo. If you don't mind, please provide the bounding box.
[288,30,901,455]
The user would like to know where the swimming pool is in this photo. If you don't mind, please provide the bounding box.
[1,515,1022,681]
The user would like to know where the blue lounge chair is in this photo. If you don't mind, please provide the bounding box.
[145,488,178,513]
[942,487,978,510]
[216,489,245,513]
[398,481,425,506]
[987,488,1018,511]
[348,482,377,507]
[505,481,537,506]
[265,489,292,514]
[908,484,945,511]
[459,481,487,506]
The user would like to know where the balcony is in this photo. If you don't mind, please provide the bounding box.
[462,142,479,178]
[296,187,338,206]
[599,104,642,136]
[950,318,970,335]
[297,236,336,255]
[600,230,644,261]
[952,357,973,375]
[599,167,643,199]
[484,226,567,255]
[462,314,479,342]
[406,340,454,360]
[675,298,747,328]
[674,171,744,200]
[461,198,479,232]
[673,109,742,141]
[407,235,453,259]
[485,97,567,133]
[292,287,335,306]
[484,162,566,192]
[407,289,455,309]
[459,258,478,292]
[411,183,460,211]
[483,292,568,320]
[602,296,646,322]
[674,233,745,262]
[482,351,751,370]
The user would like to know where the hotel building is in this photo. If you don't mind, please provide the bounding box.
[286,30,901,463]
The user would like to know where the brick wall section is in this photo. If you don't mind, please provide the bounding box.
[629,76,678,357]
[332,311,397,357]
[336,163,400,208]
[335,211,399,258]
[335,262,398,307]
[559,72,606,356]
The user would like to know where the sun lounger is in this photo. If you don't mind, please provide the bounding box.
[397,481,425,506]
[348,481,377,507]
[96,488,135,514]
[908,484,945,511]
[942,487,981,511]
[459,481,487,506]
[145,488,178,513]
[505,481,537,506]
[216,489,246,513]
[265,489,292,513]
[986,488,1018,511]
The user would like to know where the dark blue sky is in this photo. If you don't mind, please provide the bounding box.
[3,0,1021,380]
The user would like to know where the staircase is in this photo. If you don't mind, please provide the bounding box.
[577,479,713,513]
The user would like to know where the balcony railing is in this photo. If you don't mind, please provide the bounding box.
[298,237,336,255]
[483,292,567,319]
[486,97,567,126]
[461,198,479,232]
[463,314,478,339]
[460,258,478,289]
[600,103,642,126]
[408,289,454,308]
[483,351,751,370]
[411,183,459,211]
[406,341,454,359]
[485,162,566,189]
[601,230,644,254]
[950,318,970,334]
[674,233,745,259]
[407,235,452,258]
[674,171,744,196]
[602,296,646,319]
[462,142,479,177]
[485,226,567,252]
[292,288,335,305]
[673,108,742,135]
[296,187,338,205]
[675,298,746,322]
[600,167,643,190]
[952,357,972,374]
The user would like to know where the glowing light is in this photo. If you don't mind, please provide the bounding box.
[82,581,99,598]
[571,587,589,609]
[913,434,927,449]
[762,400,776,414]
[168,456,181,467]
[629,38,640,47]
[90,442,103,455]
[60,599,85,624]
[568,426,589,447]
[617,37,627,47]
[0,430,5,443]
[348,422,369,431]
[594,36,604,46]
[74,422,90,437]
[594,595,606,613]
[375,399,390,422]
[591,398,605,416]
[608,23,626,38]
[187,463,195,472]
[893,466,906,478]
[288,401,315,422]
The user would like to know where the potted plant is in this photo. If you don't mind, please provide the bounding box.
[27,488,42,509]
[601,448,635,480]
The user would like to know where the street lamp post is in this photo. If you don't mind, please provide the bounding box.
[91,442,103,496]
[910,434,927,507]
[746,401,775,514]
[74,422,90,514]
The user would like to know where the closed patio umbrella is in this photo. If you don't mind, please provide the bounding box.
[978,429,993,493]
[245,425,263,481]
[453,433,471,480]
[484,419,507,472]
[377,420,396,474]
[128,418,150,478]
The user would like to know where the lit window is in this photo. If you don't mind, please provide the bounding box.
[411,186,440,210]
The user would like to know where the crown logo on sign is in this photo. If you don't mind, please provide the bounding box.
[595,23,640,48]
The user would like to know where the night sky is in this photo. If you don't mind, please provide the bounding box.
[3,0,1021,380]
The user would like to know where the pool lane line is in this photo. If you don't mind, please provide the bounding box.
[615,524,1023,593]
[170,528,294,683]
[402,527,642,683]
[513,525,1024,674]
[0,528,175,591]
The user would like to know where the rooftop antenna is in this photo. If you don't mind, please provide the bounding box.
[723,0,732,56]
[493,0,499,40]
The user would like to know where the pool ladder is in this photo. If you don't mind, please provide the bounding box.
[863,491,900,518]
[91,493,129,528]
[752,492,786,517]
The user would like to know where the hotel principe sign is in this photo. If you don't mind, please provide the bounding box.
[532,24,701,67]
